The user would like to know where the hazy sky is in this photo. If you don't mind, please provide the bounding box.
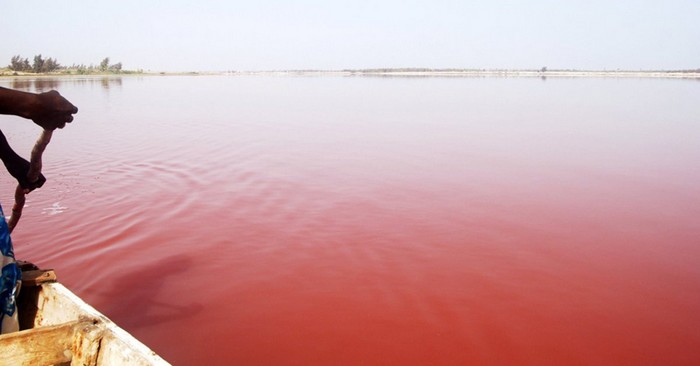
[2,0,699,71]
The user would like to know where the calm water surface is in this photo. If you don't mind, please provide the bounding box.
[1,75,699,365]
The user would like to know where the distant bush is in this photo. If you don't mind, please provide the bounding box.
[7,55,135,74]
[9,55,31,72]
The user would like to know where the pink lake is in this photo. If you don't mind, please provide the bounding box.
[1,75,699,365]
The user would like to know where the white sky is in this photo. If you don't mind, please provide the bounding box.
[2,0,699,72]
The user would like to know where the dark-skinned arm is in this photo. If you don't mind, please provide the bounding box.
[0,87,77,190]
[0,130,45,191]
[0,87,78,130]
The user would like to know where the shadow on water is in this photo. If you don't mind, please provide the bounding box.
[94,254,203,328]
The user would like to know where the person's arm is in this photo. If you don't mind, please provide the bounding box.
[0,130,45,191]
[0,87,77,190]
[0,87,78,130]
[0,86,34,119]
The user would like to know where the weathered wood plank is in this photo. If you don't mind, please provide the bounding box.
[97,329,168,366]
[21,269,57,287]
[32,283,110,328]
[13,278,171,365]
[0,320,80,366]
[71,321,105,366]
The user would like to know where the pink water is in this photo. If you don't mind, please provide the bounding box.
[1,76,699,365]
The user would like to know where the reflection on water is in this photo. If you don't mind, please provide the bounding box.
[1,76,699,365]
[9,77,122,92]
[10,78,62,92]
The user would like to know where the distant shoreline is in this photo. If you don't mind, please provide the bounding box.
[229,69,700,79]
[2,69,699,79]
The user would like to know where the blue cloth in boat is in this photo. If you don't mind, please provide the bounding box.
[0,203,20,333]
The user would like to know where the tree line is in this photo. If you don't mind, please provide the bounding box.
[8,55,125,74]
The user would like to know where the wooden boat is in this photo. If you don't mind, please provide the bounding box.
[0,262,171,365]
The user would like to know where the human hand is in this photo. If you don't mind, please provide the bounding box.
[4,153,46,192]
[28,90,78,130]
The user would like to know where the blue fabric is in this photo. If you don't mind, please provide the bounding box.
[0,203,21,329]
[0,206,14,258]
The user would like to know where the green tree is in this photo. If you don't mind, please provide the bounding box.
[99,57,110,71]
[32,54,45,73]
[9,55,19,70]
[44,57,60,72]
[8,55,30,71]
[109,62,122,73]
